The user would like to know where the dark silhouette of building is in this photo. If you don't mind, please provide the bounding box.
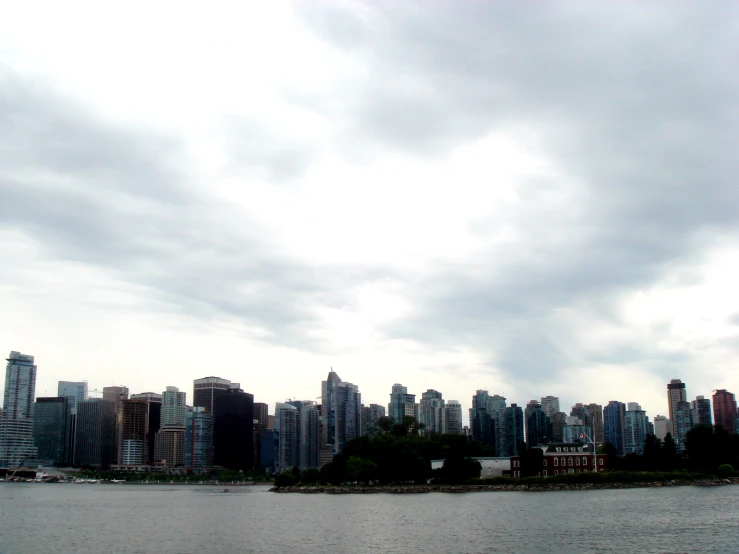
[253,403,269,427]
[193,376,233,416]
[692,396,712,427]
[213,387,254,470]
[75,399,116,467]
[118,400,149,465]
[713,390,736,433]
[472,408,495,449]
[33,397,72,466]
[604,401,626,456]
[503,404,524,456]
[525,402,551,447]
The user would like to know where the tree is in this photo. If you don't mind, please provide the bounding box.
[643,434,662,471]
[274,471,295,487]
[301,468,320,484]
[347,456,378,484]
[377,416,394,434]
[661,433,679,471]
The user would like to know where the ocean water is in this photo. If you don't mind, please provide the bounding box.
[1,483,737,553]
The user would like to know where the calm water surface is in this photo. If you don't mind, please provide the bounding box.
[1,483,738,553]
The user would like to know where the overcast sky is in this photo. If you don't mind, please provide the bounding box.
[2,1,738,425]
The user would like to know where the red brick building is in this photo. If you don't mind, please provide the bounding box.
[509,443,607,477]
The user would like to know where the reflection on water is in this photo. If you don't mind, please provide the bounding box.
[1,483,738,553]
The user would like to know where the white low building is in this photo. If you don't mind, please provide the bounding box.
[431,457,510,478]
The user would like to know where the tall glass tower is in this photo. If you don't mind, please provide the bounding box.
[0,351,38,468]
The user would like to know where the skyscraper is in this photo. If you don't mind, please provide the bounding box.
[420,389,446,435]
[322,371,361,454]
[503,404,524,456]
[213,386,254,470]
[0,351,39,468]
[673,401,693,452]
[667,379,687,439]
[445,401,463,435]
[75,399,116,467]
[624,403,648,455]
[275,402,299,472]
[586,403,604,444]
[33,397,72,466]
[653,415,671,441]
[540,396,560,419]
[604,401,626,456]
[194,376,233,415]
[57,381,87,414]
[102,386,129,408]
[712,390,737,433]
[185,407,213,472]
[470,391,494,448]
[525,401,550,447]
[253,403,269,427]
[691,396,712,427]
[300,402,320,470]
[388,383,416,424]
[360,404,386,437]
[550,412,568,443]
[154,427,186,467]
[118,400,149,465]
[130,393,162,464]
[161,386,186,427]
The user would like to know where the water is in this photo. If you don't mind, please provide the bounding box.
[1,483,738,553]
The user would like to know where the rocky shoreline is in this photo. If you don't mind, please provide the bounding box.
[270,479,738,494]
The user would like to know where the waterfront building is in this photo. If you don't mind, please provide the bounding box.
[674,401,693,452]
[118,400,149,465]
[510,443,607,477]
[653,415,671,441]
[502,404,524,456]
[667,379,687,440]
[0,351,39,468]
[470,391,497,449]
[604,401,626,456]
[540,396,560,420]
[322,371,361,454]
[624,403,648,455]
[489,395,507,456]
[57,381,87,414]
[129,393,162,464]
[253,403,269,427]
[525,401,551,447]
[550,412,568,443]
[360,404,386,437]
[388,383,416,424]
[154,426,186,467]
[445,401,463,435]
[161,386,186,427]
[275,402,299,472]
[259,429,277,471]
[586,403,604,444]
[33,397,72,466]
[300,402,320,470]
[213,386,254,470]
[75,399,116,467]
[193,376,233,415]
[184,407,213,472]
[712,390,737,433]
[420,389,446,435]
[691,396,712,427]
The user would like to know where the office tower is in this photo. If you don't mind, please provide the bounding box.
[267,415,275,430]
[503,404,524,456]
[604,401,626,456]
[161,386,186,427]
[470,391,494,448]
[570,404,591,427]
[118,400,148,465]
[388,383,416,424]
[525,401,551,447]
[540,396,560,419]
[57,381,87,414]
[184,407,213,472]
[624,403,648,455]
[130,392,163,403]
[130,393,162,464]
[0,352,39,468]
[712,390,737,433]
[586,403,604,444]
[322,371,361,454]
[193,376,233,415]
[102,386,129,408]
[33,397,72,466]
[667,379,687,439]
[154,427,186,467]
[253,403,269,427]
[420,390,446,435]
[673,401,693,452]
[360,405,372,436]
[691,396,712,427]
[653,415,671,441]
[275,402,299,472]
[259,429,277,471]
[550,412,568,442]
[360,404,386,437]
[213,386,254,470]
[489,395,507,456]
[75,399,116,467]
[300,402,320,470]
[562,415,589,445]
[445,401,463,435]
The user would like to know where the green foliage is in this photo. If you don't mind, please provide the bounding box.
[300,468,320,484]
[717,464,734,477]
[274,471,295,488]
[347,456,379,483]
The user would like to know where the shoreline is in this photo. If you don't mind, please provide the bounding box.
[270,478,739,494]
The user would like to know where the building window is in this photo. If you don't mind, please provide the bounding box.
[554,470,558,475]
[568,457,573,466]
[561,457,566,466]
[583,457,588,465]
[543,470,547,477]
[554,457,559,466]
[599,458,604,466]
[556,447,561,452]
[576,457,580,466]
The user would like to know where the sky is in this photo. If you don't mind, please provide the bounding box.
[1,1,738,425]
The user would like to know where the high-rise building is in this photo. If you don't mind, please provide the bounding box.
[300,402,320,470]
[75,399,116,467]
[322,371,361,455]
[653,415,671,441]
[420,390,446,435]
[445,401,463,435]
[570,404,591,427]
[259,429,277,472]
[604,401,626,456]
[33,397,72,466]
[691,396,712,427]
[360,404,386,437]
[624,403,648,455]
[118,400,148,465]
[388,383,416,424]
[503,404,524,456]
[540,396,560,419]
[586,403,604,444]
[525,401,551,447]
[253,403,269,427]
[275,402,299,472]
[0,351,39,468]
[194,376,233,416]
[550,412,568,443]
[57,381,87,414]
[213,387,254,470]
[673,401,693,452]
[712,390,737,433]
[130,392,163,403]
[130,393,162,464]
[667,379,687,440]
[154,427,186,467]
[185,407,213,472]
[102,386,129,408]
[161,386,186,427]
[470,391,494,448]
